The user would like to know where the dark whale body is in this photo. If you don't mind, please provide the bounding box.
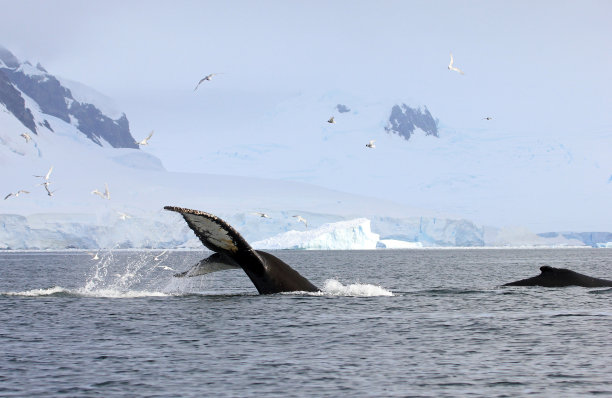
[504,266,612,287]
[165,206,319,294]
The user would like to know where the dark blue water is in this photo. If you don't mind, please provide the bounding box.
[1,249,611,397]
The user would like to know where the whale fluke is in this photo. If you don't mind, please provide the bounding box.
[174,252,241,278]
[165,206,319,294]
[504,266,612,287]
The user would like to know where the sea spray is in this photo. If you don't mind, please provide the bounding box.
[80,249,175,296]
[318,279,394,297]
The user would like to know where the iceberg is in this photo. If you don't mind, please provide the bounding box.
[253,218,380,250]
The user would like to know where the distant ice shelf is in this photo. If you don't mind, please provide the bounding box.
[252,218,380,250]
[377,239,423,249]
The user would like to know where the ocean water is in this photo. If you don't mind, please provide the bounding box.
[1,249,611,397]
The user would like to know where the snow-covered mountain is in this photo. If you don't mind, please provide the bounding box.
[0,45,609,250]
[0,46,488,250]
[0,45,137,148]
[176,87,612,234]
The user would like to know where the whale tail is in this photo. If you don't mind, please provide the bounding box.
[174,252,241,278]
[164,206,253,254]
[165,206,319,294]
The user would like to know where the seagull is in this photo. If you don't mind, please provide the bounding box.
[88,252,100,260]
[154,249,169,261]
[92,183,110,200]
[4,190,30,200]
[34,166,53,182]
[117,211,131,220]
[252,212,270,218]
[135,131,154,146]
[194,73,221,91]
[448,53,465,75]
[292,215,308,228]
[366,140,376,148]
[43,183,56,197]
[20,132,31,143]
[483,117,493,120]
[154,264,176,271]
[327,116,336,124]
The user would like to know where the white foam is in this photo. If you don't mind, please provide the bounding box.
[317,279,394,297]
[3,286,68,296]
[75,288,169,298]
[3,286,170,298]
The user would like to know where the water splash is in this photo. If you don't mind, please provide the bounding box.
[77,249,177,297]
[317,279,394,297]
[3,251,394,298]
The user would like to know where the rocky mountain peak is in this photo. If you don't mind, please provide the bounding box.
[0,45,138,149]
[385,104,439,141]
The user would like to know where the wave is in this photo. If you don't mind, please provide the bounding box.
[4,279,394,299]
[2,286,69,297]
[588,287,612,294]
[2,286,170,298]
[406,288,491,295]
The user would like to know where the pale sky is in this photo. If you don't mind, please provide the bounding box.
[1,0,611,231]
[3,1,610,138]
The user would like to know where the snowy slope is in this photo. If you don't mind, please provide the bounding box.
[0,85,604,249]
[174,89,612,232]
[1,44,609,248]
[0,45,138,149]
[1,92,489,249]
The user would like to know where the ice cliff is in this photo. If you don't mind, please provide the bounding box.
[253,219,380,250]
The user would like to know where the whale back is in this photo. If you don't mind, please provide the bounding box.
[504,265,612,287]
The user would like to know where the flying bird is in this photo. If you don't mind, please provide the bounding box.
[252,212,270,219]
[117,211,131,220]
[327,116,336,124]
[194,73,221,90]
[92,183,110,200]
[154,249,169,261]
[43,183,56,197]
[34,166,53,182]
[88,252,100,260]
[366,140,376,148]
[135,131,154,146]
[483,117,493,120]
[39,180,51,191]
[4,190,30,200]
[448,53,464,75]
[292,215,308,228]
[154,264,176,271]
[20,132,31,143]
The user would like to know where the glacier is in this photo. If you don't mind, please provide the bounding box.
[1,46,610,250]
[252,219,380,250]
[377,240,423,249]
